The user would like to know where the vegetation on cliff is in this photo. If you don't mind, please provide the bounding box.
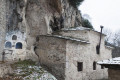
[68,0,93,29]
[82,18,93,29]
[69,0,84,8]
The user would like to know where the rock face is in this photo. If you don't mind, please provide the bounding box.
[0,0,6,60]
[6,0,82,35]
[0,62,13,78]
[1,0,82,61]
[25,0,82,35]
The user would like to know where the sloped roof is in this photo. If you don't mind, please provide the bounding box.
[41,35,90,44]
[62,26,91,31]
[97,57,120,65]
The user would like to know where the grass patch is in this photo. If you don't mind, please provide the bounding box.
[10,59,45,77]
[5,59,57,80]
[11,59,35,69]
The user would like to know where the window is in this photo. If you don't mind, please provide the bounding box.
[93,61,96,70]
[12,35,17,40]
[5,41,12,48]
[16,42,22,49]
[77,62,83,71]
[101,65,104,69]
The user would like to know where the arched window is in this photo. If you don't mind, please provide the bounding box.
[5,41,12,48]
[16,42,22,49]
[12,35,17,40]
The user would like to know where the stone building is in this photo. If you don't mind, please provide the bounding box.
[98,57,120,80]
[35,27,112,80]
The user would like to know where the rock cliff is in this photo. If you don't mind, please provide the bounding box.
[6,0,82,34]
[3,0,82,56]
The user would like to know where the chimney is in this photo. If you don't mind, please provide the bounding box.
[99,26,104,48]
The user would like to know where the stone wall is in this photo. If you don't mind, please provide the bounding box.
[108,68,120,80]
[4,31,27,61]
[0,0,6,60]
[88,30,112,60]
[3,31,38,61]
[65,41,90,80]
[65,30,112,80]
[35,36,67,80]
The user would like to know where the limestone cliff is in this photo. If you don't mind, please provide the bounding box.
[5,0,82,54]
[6,0,82,35]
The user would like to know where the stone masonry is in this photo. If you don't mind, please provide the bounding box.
[35,27,112,80]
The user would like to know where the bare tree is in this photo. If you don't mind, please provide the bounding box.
[111,30,120,58]
[103,28,113,43]
[103,29,120,57]
[112,31,120,46]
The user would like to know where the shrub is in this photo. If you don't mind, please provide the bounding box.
[69,0,84,8]
[82,18,93,29]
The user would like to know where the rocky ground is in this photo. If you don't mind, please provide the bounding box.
[0,60,57,80]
